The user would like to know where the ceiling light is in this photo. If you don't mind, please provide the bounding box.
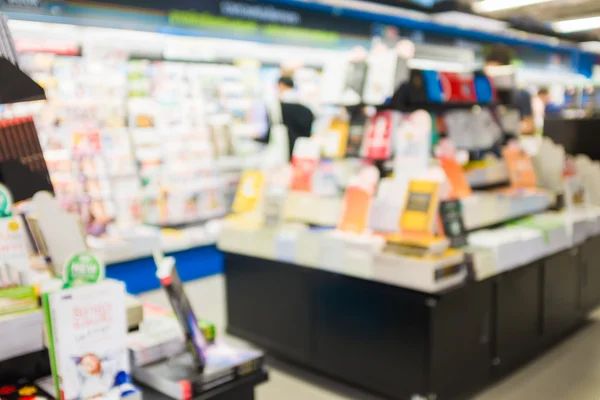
[553,16,600,33]
[473,0,553,13]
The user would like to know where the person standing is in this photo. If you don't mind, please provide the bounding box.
[257,76,315,160]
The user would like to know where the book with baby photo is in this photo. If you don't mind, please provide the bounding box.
[43,280,136,400]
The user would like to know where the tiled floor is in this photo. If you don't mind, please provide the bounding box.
[140,275,600,400]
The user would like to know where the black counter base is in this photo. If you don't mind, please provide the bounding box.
[225,235,600,400]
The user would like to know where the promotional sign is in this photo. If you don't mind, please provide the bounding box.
[63,252,105,287]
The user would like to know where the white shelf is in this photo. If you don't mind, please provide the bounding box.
[461,191,551,231]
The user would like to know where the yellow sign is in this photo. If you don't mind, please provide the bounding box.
[400,180,440,234]
[232,171,265,214]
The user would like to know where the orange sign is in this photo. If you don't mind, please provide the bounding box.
[439,157,472,199]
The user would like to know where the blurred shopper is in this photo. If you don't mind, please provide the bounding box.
[485,45,535,136]
[538,87,562,116]
[258,76,315,160]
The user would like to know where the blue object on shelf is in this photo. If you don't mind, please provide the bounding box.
[474,74,494,104]
[105,245,223,295]
[422,70,445,103]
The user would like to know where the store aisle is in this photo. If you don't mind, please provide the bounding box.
[139,276,600,400]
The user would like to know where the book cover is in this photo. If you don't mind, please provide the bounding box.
[43,280,131,400]
[400,180,440,234]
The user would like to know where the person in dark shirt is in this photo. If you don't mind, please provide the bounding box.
[257,77,315,159]
[485,45,535,135]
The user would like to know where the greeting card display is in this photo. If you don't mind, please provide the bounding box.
[43,280,133,400]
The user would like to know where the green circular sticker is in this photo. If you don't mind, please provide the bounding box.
[64,252,104,286]
[0,183,13,217]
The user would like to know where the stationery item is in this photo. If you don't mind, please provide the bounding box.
[338,165,380,234]
[232,171,265,214]
[439,199,467,248]
[43,280,131,400]
[363,111,399,161]
[502,145,537,189]
[400,180,440,234]
[290,138,320,192]
[155,254,207,370]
